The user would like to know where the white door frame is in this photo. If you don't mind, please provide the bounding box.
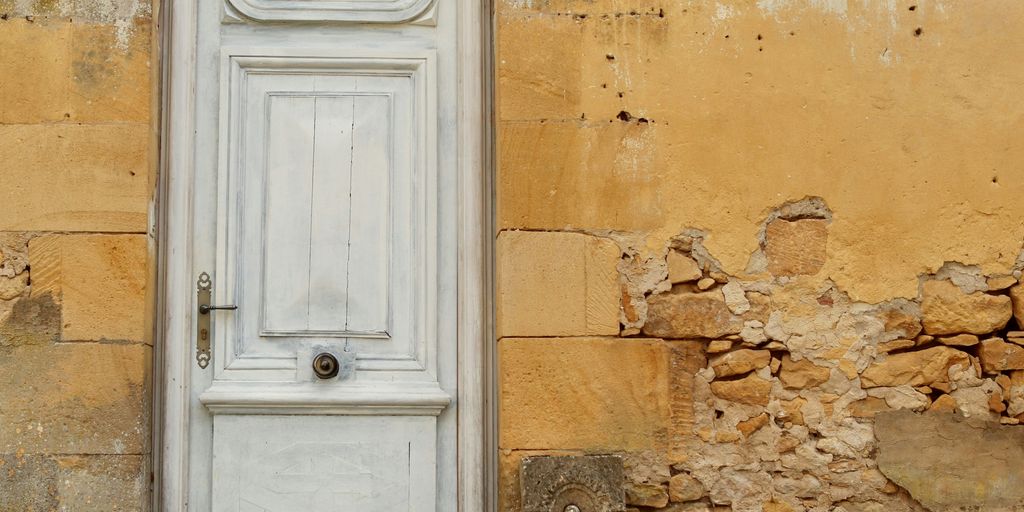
[153,0,494,509]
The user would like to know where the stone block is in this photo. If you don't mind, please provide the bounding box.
[497,231,620,337]
[921,279,1012,335]
[55,455,148,511]
[0,124,149,232]
[0,343,150,454]
[0,19,72,124]
[667,340,704,464]
[778,355,831,389]
[0,17,152,124]
[499,337,670,451]
[69,20,153,123]
[764,218,828,276]
[30,234,148,342]
[497,15,583,121]
[643,291,744,339]
[860,346,970,388]
[0,453,147,511]
[497,121,666,231]
[709,373,771,406]
[978,337,1024,373]
[876,410,1024,511]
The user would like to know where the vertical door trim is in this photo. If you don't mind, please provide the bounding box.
[154,0,493,509]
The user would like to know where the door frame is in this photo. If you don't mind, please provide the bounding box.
[152,0,494,509]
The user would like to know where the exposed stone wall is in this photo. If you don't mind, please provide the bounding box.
[0,0,156,509]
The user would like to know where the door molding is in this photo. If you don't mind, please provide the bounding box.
[153,0,493,509]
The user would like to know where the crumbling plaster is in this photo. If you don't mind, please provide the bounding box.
[497,0,1024,303]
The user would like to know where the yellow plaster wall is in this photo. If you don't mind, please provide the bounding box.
[497,0,1024,303]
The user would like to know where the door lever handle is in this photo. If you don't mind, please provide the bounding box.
[196,272,235,369]
[199,304,238,315]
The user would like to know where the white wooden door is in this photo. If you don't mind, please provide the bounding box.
[172,0,474,509]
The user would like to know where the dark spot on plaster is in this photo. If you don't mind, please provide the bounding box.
[914,27,923,37]
[601,83,607,88]
[757,34,763,40]
[616,110,633,122]
[573,13,587,20]
[1,13,8,20]
[789,31,796,36]
[992,176,999,184]
[24,14,33,22]
[637,117,649,124]
[758,47,764,52]
[658,8,664,17]
[908,4,917,10]
[617,92,624,98]
[606,54,615,61]
[715,409,725,419]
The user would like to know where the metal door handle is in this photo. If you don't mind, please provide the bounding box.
[196,272,236,369]
[199,304,238,314]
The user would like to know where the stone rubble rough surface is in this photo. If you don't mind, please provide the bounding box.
[921,279,1013,335]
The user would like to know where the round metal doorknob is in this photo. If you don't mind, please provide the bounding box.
[312,352,340,379]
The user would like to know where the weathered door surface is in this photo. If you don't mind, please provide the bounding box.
[184,1,459,509]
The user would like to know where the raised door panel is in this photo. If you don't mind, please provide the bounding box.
[212,415,436,511]
[213,49,438,383]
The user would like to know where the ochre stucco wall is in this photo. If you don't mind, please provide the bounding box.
[498,0,1024,303]
[497,2,1024,511]
[0,0,156,509]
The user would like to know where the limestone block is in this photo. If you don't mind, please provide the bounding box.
[876,410,1024,510]
[709,373,772,406]
[0,124,149,232]
[1010,283,1024,329]
[497,121,665,231]
[0,343,150,454]
[55,455,148,511]
[778,355,831,389]
[0,19,72,124]
[978,337,1024,373]
[643,291,744,339]
[0,15,152,124]
[625,482,668,508]
[709,349,770,378]
[921,280,1012,335]
[668,473,704,502]
[499,337,669,451]
[30,234,148,343]
[497,15,583,121]
[667,251,702,284]
[860,346,970,388]
[667,340,705,464]
[69,20,153,123]
[497,231,620,337]
[764,219,827,276]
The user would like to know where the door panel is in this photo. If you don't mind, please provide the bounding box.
[215,51,436,378]
[213,415,436,512]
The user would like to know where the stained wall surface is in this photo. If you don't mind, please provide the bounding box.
[497,1,1024,511]
[0,0,156,509]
